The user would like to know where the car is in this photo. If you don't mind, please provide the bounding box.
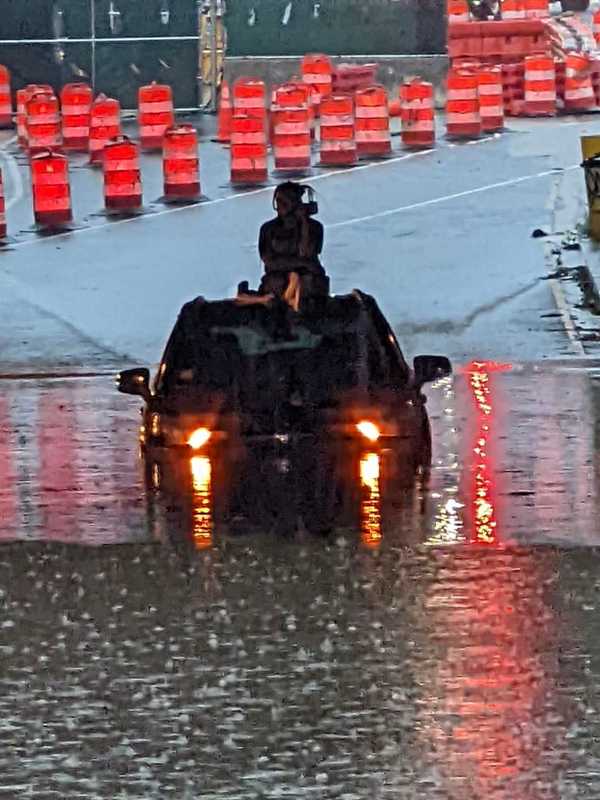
[117,289,451,468]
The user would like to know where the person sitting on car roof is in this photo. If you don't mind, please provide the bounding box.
[258,181,327,305]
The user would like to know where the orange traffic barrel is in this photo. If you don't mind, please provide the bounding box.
[301,54,333,111]
[16,85,52,147]
[216,80,232,143]
[31,149,72,227]
[163,124,200,202]
[272,106,311,173]
[502,0,525,17]
[138,82,175,150]
[478,68,504,131]
[354,86,391,158]
[524,56,556,116]
[276,81,315,140]
[89,94,122,165]
[0,167,6,240]
[230,114,268,185]
[61,83,93,151]
[103,136,142,213]
[446,69,481,139]
[524,0,548,17]
[26,91,62,155]
[0,66,12,128]
[400,79,435,149]
[447,0,470,23]
[319,94,357,167]
[564,53,596,112]
[233,78,267,122]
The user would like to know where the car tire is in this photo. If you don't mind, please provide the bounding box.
[560,0,589,10]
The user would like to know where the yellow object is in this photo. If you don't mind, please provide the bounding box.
[356,421,381,442]
[188,427,212,450]
[581,135,600,241]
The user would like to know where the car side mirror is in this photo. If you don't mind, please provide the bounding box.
[413,355,452,386]
[116,367,150,399]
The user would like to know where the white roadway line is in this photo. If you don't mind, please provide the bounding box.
[549,276,586,357]
[3,148,437,251]
[0,135,23,210]
[326,165,580,230]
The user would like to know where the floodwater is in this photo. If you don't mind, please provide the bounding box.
[1,361,600,797]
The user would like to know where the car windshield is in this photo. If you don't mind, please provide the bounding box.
[158,300,408,409]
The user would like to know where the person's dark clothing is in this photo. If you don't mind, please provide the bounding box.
[258,216,324,273]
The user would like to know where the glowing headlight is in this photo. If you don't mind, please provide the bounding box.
[188,427,212,450]
[356,420,381,442]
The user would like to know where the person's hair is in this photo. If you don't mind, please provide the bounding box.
[273,181,305,208]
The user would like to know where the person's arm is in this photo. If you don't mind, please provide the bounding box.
[258,222,272,264]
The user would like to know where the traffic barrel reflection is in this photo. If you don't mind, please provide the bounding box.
[31,150,72,228]
[61,82,93,151]
[103,135,143,213]
[138,82,175,150]
[89,94,122,165]
[0,65,12,128]
[163,124,201,202]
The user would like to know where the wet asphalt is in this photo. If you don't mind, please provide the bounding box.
[1,114,600,796]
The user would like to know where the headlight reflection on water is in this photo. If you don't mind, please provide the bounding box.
[360,452,382,549]
[190,456,213,550]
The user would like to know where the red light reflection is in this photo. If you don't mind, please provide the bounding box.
[360,452,382,548]
[464,361,511,545]
[0,397,18,539]
[190,456,214,550]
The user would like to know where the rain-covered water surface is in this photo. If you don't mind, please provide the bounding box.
[1,362,600,796]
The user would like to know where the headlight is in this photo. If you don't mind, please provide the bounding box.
[356,420,381,442]
[188,427,212,450]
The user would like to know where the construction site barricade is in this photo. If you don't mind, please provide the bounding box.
[0,168,6,239]
[446,69,481,138]
[230,114,268,185]
[163,124,200,201]
[332,64,378,94]
[89,95,122,165]
[103,136,143,213]
[61,83,93,151]
[302,54,333,111]
[276,81,315,141]
[26,92,62,155]
[564,53,596,112]
[233,78,267,122]
[400,79,435,149]
[31,150,72,227]
[272,106,311,173]
[0,66,12,128]
[319,94,357,166]
[354,86,391,158]
[216,80,232,143]
[524,55,556,116]
[478,67,504,131]
[138,83,175,150]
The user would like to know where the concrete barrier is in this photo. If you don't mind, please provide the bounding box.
[225,55,450,109]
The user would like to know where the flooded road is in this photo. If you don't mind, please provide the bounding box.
[1,363,600,796]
